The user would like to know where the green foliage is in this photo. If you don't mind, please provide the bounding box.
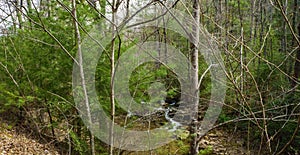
[128,62,180,103]
[0,0,299,154]
[70,131,89,155]
[199,146,213,155]
[155,140,190,155]
[218,113,232,123]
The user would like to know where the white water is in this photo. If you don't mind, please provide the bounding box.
[127,105,182,132]
[164,107,182,132]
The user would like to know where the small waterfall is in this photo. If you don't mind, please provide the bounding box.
[164,107,182,132]
[126,101,182,132]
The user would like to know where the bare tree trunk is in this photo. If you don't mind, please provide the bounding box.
[282,0,288,72]
[72,0,95,154]
[224,0,228,50]
[7,1,17,33]
[109,0,117,154]
[237,0,244,107]
[45,98,55,138]
[292,23,300,87]
[213,0,221,35]
[291,0,298,47]
[189,0,200,154]
[250,0,256,45]
[26,0,32,28]
[291,0,299,88]
[47,0,51,18]
[16,0,23,29]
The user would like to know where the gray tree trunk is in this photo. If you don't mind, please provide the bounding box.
[189,0,200,154]
[72,0,95,154]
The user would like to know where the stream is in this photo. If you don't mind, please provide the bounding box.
[127,101,183,132]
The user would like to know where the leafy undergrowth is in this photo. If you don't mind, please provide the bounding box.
[0,114,251,155]
[0,119,59,155]
[119,129,251,155]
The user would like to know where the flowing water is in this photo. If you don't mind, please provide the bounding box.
[127,102,183,132]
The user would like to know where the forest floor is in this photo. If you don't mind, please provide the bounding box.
[0,116,251,155]
[197,129,251,154]
[0,118,59,155]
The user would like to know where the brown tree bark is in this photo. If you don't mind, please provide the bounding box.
[292,23,300,87]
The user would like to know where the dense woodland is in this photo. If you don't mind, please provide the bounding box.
[0,0,299,154]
